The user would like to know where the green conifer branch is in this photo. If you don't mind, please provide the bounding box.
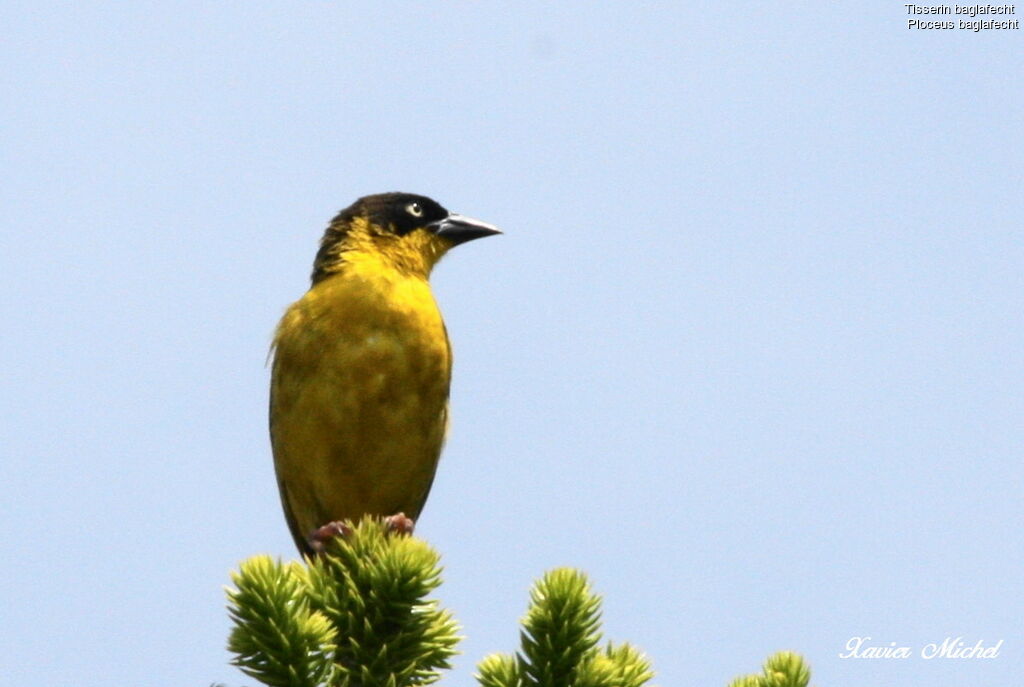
[476,654,524,687]
[474,568,654,687]
[226,556,337,687]
[226,519,459,687]
[226,523,815,687]
[305,518,460,687]
[727,651,811,687]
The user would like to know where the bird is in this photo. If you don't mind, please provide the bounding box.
[269,192,501,555]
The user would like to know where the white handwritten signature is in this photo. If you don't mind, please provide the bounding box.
[840,636,1002,659]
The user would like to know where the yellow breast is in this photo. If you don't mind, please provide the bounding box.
[269,261,452,549]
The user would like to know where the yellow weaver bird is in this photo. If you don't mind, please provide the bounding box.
[270,193,501,555]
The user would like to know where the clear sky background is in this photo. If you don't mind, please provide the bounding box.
[1,3,1020,686]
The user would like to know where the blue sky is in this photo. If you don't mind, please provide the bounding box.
[1,3,1020,686]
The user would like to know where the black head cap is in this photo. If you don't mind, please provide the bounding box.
[346,193,449,236]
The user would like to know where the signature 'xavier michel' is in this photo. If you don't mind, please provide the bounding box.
[269,193,501,555]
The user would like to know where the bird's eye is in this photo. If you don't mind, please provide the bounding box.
[406,202,424,218]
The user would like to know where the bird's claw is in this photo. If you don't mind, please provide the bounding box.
[308,521,353,554]
[383,512,415,535]
[307,514,414,554]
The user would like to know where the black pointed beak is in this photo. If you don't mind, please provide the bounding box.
[427,213,502,245]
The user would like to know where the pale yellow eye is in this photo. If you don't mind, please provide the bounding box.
[406,202,424,218]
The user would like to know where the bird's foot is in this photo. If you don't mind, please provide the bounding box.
[307,521,353,554]
[383,512,415,536]
[307,514,413,553]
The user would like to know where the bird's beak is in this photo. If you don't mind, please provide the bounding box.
[427,213,502,245]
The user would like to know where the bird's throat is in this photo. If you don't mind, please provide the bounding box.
[334,219,447,280]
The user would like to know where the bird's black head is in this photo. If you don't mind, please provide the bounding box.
[350,193,451,236]
[311,192,501,283]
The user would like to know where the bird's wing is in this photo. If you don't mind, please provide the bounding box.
[268,341,317,556]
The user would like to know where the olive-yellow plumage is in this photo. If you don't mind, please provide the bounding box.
[270,193,499,554]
